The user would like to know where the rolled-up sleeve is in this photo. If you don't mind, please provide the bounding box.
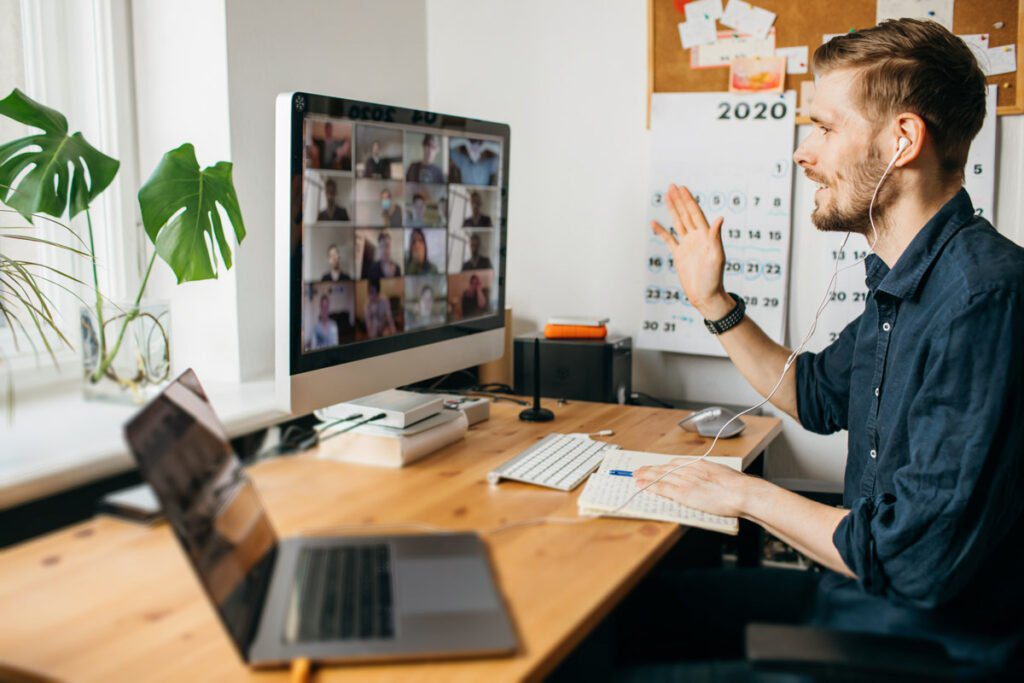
[833,290,1024,608]
[796,316,861,434]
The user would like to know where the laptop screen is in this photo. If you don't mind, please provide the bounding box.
[123,369,278,659]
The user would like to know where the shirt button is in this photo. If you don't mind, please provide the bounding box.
[882,322,892,332]
[874,387,880,397]
[869,449,877,459]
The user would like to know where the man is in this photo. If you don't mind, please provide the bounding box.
[365,230,401,279]
[317,178,349,222]
[461,233,492,271]
[311,294,339,349]
[629,19,1024,675]
[406,134,445,183]
[363,140,390,179]
[460,273,488,318]
[462,191,493,227]
[321,244,350,282]
[379,188,402,227]
[321,121,350,170]
[450,138,499,186]
[406,192,428,227]
[363,278,396,339]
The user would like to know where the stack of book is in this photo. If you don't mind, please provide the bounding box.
[543,316,609,340]
[315,390,468,468]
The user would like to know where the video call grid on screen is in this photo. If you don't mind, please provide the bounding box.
[295,99,507,359]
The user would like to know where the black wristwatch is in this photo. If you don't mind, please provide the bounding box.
[704,293,746,335]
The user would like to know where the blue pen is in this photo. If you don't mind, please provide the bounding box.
[609,469,633,478]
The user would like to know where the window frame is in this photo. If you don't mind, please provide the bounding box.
[0,0,144,395]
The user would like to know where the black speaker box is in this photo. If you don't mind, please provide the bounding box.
[513,333,632,404]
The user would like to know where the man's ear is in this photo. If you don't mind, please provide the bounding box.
[893,113,927,167]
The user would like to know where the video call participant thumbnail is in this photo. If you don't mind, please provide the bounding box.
[317,177,350,222]
[462,232,492,271]
[308,120,351,171]
[322,243,351,282]
[406,228,445,275]
[304,282,355,351]
[406,133,445,184]
[449,269,494,320]
[363,229,402,279]
[463,190,493,227]
[357,125,403,180]
[449,137,500,186]
[405,182,447,227]
[404,274,447,330]
[357,277,402,339]
[380,188,402,227]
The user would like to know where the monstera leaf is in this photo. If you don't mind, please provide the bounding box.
[0,89,119,221]
[138,143,246,283]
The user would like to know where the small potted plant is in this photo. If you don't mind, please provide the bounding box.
[0,88,246,404]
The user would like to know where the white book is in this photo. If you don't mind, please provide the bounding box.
[577,450,740,535]
[316,411,468,468]
[546,315,609,327]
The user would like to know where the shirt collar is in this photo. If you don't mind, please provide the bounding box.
[864,188,974,300]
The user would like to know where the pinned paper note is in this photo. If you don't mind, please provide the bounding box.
[776,45,809,74]
[876,0,954,31]
[737,5,776,40]
[720,0,776,41]
[692,29,775,69]
[729,55,786,93]
[685,0,724,23]
[679,19,718,50]
[987,44,1017,76]
[721,0,751,30]
[959,34,991,74]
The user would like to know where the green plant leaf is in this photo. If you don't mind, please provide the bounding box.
[137,143,246,283]
[0,89,119,221]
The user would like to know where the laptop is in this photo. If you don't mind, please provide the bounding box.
[123,369,517,667]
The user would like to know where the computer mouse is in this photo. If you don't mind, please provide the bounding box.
[677,406,746,438]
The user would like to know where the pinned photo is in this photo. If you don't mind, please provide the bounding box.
[729,55,786,93]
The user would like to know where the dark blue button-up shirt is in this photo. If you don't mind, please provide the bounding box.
[796,188,1024,665]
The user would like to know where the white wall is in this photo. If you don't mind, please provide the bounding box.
[133,0,429,382]
[426,0,1024,486]
[223,0,429,380]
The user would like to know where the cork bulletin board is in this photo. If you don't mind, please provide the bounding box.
[648,0,1024,124]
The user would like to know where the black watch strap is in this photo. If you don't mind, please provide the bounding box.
[704,293,746,335]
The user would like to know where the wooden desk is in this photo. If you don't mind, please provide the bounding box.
[0,400,781,682]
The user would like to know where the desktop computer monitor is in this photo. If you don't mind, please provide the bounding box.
[275,92,510,415]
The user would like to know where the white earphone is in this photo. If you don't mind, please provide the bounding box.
[896,135,911,156]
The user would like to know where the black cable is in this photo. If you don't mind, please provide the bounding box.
[254,413,364,460]
[317,412,388,444]
[630,391,675,409]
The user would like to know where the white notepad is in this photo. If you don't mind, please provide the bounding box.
[577,450,740,535]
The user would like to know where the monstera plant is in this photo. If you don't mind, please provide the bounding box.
[0,88,245,404]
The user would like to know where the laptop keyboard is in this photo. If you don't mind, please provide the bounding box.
[287,544,395,642]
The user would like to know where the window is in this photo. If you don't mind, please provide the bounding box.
[0,0,142,394]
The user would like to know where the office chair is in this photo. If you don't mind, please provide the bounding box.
[746,623,1022,682]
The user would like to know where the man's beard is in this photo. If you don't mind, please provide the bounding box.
[810,145,897,235]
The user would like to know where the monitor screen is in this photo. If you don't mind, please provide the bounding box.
[284,93,509,377]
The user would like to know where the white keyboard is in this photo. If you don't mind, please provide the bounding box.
[487,433,617,491]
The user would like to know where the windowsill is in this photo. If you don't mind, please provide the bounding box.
[0,379,288,510]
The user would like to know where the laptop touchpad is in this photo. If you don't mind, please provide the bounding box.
[396,557,500,615]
